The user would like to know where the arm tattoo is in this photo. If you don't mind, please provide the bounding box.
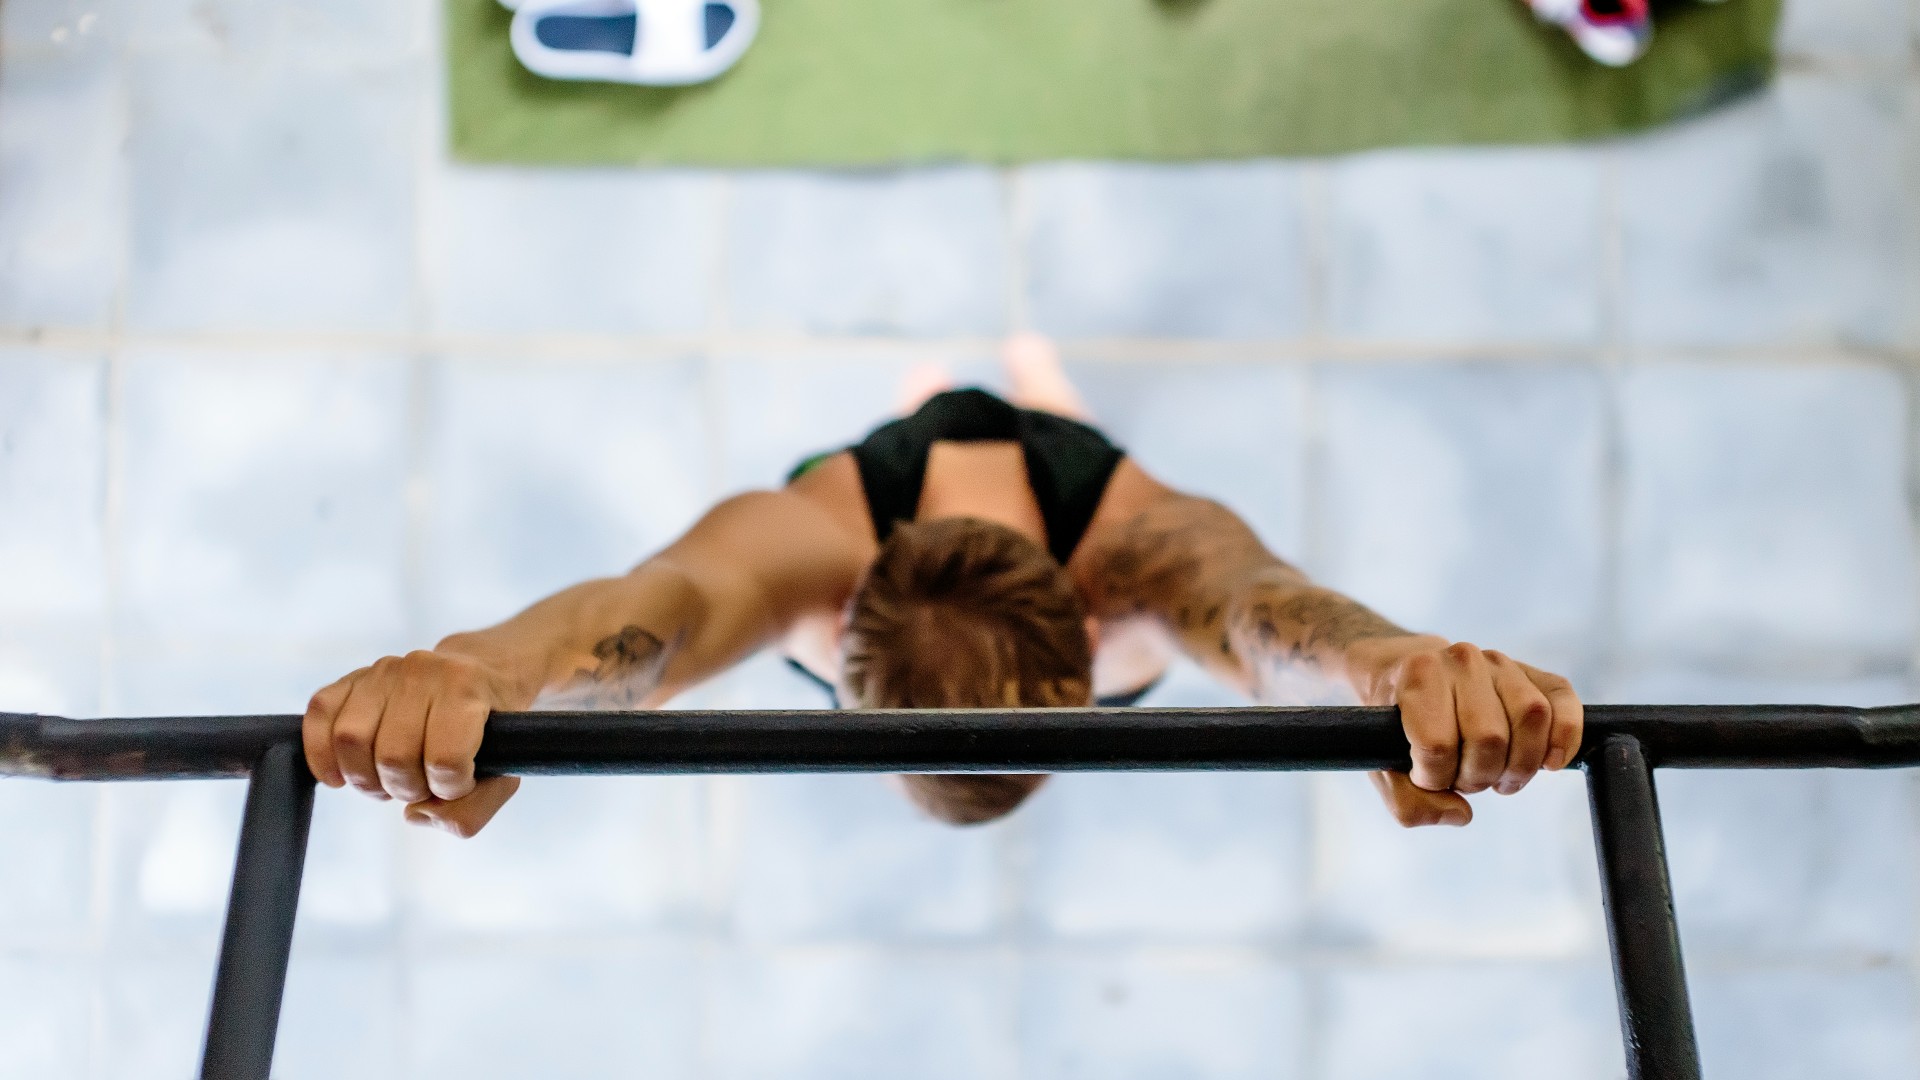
[1229,589,1405,699]
[1233,592,1405,666]
[1090,495,1407,695]
[1089,495,1308,660]
[540,625,676,709]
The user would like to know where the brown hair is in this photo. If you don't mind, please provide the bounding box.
[843,517,1093,826]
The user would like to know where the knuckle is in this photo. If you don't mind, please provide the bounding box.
[1402,653,1439,681]
[332,727,371,752]
[1518,700,1551,729]
[1468,731,1508,756]
[1444,641,1479,664]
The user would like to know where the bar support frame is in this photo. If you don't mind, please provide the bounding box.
[198,741,316,1080]
[6,703,1916,1078]
[1587,733,1701,1080]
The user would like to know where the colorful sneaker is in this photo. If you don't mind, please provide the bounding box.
[1523,0,1653,67]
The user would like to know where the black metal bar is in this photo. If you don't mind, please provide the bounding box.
[5,703,1920,782]
[1587,734,1700,1080]
[199,741,316,1080]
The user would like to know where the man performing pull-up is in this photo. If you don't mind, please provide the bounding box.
[303,337,1583,836]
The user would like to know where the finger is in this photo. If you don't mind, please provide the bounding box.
[1525,665,1586,771]
[371,677,433,804]
[302,674,358,789]
[1448,643,1508,795]
[422,692,489,802]
[1397,652,1458,793]
[330,665,390,801]
[1369,770,1471,828]
[405,775,521,839]
[1487,651,1552,795]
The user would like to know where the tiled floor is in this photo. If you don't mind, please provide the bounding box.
[0,0,1916,1076]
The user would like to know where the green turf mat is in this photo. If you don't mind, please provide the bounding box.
[447,0,1780,166]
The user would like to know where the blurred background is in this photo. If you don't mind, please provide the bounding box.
[0,0,1916,1076]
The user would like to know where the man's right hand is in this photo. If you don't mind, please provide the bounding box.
[303,650,523,838]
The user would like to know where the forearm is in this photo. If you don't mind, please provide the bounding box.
[1224,579,1438,703]
[1086,493,1431,701]
[433,561,709,710]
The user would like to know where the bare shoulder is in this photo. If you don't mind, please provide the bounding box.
[1069,460,1205,578]
[1074,460,1174,559]
[660,470,873,622]
[783,451,879,554]
[1071,461,1292,615]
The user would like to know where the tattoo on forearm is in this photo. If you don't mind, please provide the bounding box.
[1093,498,1278,652]
[1090,495,1406,696]
[1233,591,1404,666]
[543,625,675,709]
[1090,496,1309,660]
[1230,589,1408,705]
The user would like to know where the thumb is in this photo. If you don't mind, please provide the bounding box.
[405,775,521,839]
[1368,771,1472,829]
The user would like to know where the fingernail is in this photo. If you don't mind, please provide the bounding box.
[1441,811,1469,827]
[1495,780,1521,796]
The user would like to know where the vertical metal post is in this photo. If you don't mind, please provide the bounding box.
[1586,734,1701,1080]
[199,741,316,1080]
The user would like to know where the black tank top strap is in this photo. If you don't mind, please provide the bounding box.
[1018,406,1124,565]
[844,388,1124,565]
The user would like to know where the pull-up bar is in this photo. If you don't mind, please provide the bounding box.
[5,703,1918,1080]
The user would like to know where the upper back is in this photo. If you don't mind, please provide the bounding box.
[839,389,1126,565]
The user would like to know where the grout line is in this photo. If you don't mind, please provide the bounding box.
[6,325,1914,366]
[700,174,734,501]
[692,170,734,1080]
[1902,364,1920,699]
[1296,362,1329,576]
[1297,774,1329,1080]
[708,173,733,339]
[1300,159,1333,346]
[404,4,438,647]
[1592,141,1630,692]
[1773,51,1916,81]
[311,931,1739,967]
[1002,166,1031,333]
[1300,962,1327,1080]
[84,26,137,1073]
[403,355,433,645]
[393,7,449,1065]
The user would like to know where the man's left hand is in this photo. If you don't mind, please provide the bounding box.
[1347,636,1584,828]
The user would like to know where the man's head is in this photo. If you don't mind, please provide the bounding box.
[842,517,1093,711]
[841,517,1092,826]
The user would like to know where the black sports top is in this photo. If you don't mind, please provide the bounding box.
[823,388,1127,564]
[785,388,1156,708]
